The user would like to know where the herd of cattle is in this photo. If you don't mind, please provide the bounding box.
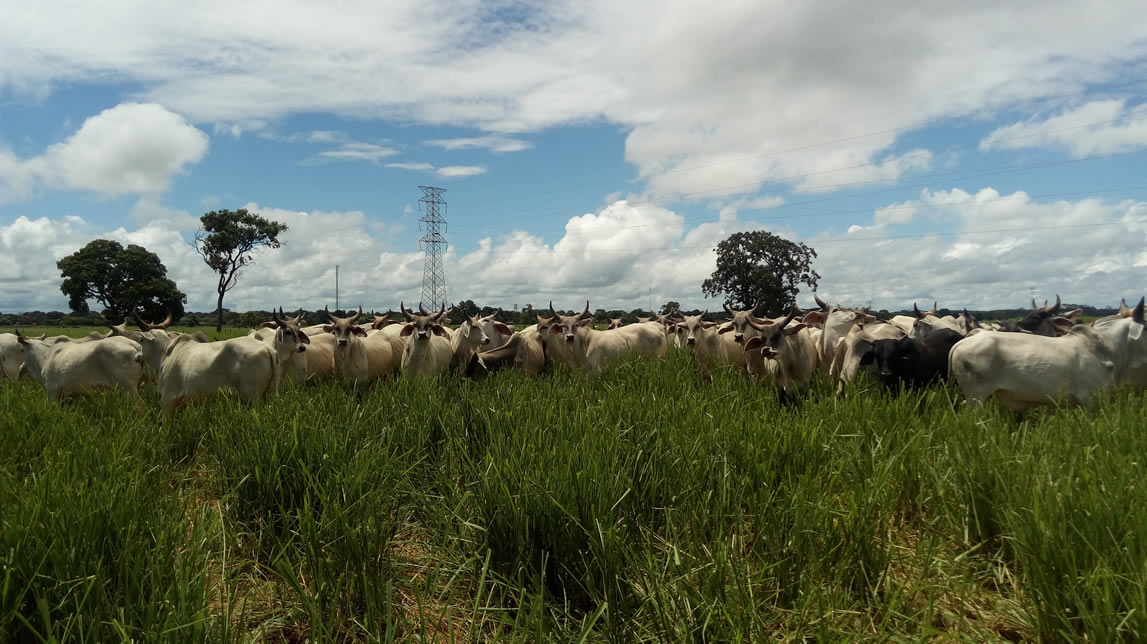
[1,294,1144,413]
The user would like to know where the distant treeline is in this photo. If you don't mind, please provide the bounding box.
[0,300,1124,328]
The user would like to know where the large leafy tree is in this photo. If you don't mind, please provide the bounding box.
[193,208,288,331]
[701,231,820,316]
[57,239,187,323]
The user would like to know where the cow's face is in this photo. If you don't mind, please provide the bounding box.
[547,301,592,344]
[399,303,449,342]
[607,318,623,330]
[1016,295,1062,337]
[323,305,367,347]
[717,303,760,344]
[277,313,310,353]
[745,310,805,359]
[13,334,45,381]
[461,315,490,346]
[865,337,918,381]
[1126,297,1147,368]
[676,314,716,347]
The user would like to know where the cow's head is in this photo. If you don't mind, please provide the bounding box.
[548,301,592,344]
[814,294,875,337]
[399,302,450,341]
[862,336,919,385]
[607,318,624,330]
[674,313,717,347]
[717,301,762,344]
[133,310,174,331]
[459,314,491,347]
[1015,294,1062,336]
[270,307,310,353]
[745,308,806,358]
[371,312,398,330]
[323,305,367,346]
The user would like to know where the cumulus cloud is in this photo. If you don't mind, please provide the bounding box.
[3,1,1146,200]
[979,100,1147,157]
[425,135,532,153]
[0,103,208,202]
[4,192,1146,314]
[812,189,1147,310]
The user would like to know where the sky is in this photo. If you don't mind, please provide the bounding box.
[2,0,1147,315]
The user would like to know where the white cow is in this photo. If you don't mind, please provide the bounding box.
[950,298,1147,410]
[323,306,404,385]
[477,311,514,351]
[250,308,311,383]
[399,303,454,377]
[744,309,818,402]
[673,314,728,379]
[450,314,497,374]
[807,295,876,375]
[1,332,26,383]
[544,302,668,374]
[16,332,143,401]
[716,303,766,370]
[472,328,548,377]
[158,334,279,412]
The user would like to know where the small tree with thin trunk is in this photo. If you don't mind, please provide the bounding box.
[193,208,288,331]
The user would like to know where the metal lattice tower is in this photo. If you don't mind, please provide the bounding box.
[417,186,448,310]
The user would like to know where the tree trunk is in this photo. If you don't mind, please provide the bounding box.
[216,290,225,332]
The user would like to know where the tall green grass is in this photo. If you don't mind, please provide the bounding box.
[2,331,1145,640]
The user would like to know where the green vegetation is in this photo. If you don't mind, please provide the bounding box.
[2,328,1145,641]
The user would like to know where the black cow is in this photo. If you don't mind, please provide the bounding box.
[862,328,963,390]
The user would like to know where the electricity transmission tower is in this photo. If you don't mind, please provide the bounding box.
[418,186,448,310]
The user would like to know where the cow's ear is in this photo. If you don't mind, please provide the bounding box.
[400,324,414,337]
[262,321,279,329]
[717,324,734,334]
[549,323,565,335]
[351,326,368,337]
[701,321,718,329]
[298,331,311,344]
[783,323,806,336]
[575,317,593,327]
[322,325,335,334]
[493,322,513,335]
[744,337,763,351]
[802,310,825,326]
[431,324,449,337]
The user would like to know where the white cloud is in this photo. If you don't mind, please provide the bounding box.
[812,189,1147,310]
[0,103,208,202]
[425,135,532,153]
[436,165,486,177]
[2,193,1145,314]
[979,99,1147,157]
[309,142,398,164]
[386,162,487,178]
[3,2,1146,201]
[386,162,434,172]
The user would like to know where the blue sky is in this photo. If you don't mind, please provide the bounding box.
[3,1,1147,314]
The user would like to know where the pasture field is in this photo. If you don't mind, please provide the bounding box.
[2,327,1146,641]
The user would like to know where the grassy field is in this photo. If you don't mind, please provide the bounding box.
[2,327,1145,641]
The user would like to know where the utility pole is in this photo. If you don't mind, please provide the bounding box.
[336,264,340,311]
[418,186,448,310]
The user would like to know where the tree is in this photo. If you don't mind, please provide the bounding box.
[57,239,187,323]
[193,208,288,331]
[660,301,681,315]
[701,231,820,316]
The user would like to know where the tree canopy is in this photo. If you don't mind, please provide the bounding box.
[193,208,288,331]
[701,231,820,316]
[57,239,187,323]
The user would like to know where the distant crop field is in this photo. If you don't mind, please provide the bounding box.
[1,339,1145,641]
